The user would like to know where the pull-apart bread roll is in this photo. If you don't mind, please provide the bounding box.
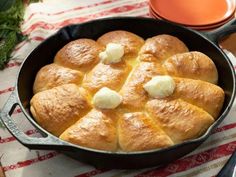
[97,30,144,58]
[54,39,103,72]
[30,84,91,136]
[82,61,131,94]
[120,62,165,111]
[146,99,214,143]
[118,112,173,151]
[30,30,225,152]
[33,63,83,94]
[163,51,218,84]
[60,109,117,151]
[172,78,224,118]
[139,34,189,62]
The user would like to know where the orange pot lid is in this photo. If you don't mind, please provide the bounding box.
[149,0,236,26]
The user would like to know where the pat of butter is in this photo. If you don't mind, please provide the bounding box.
[143,76,175,98]
[99,43,124,64]
[92,87,122,109]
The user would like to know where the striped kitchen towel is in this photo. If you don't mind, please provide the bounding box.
[0,0,236,177]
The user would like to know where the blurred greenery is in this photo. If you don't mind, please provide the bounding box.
[0,0,38,69]
[0,0,16,11]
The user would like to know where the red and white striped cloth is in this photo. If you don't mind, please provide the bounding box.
[1,0,236,176]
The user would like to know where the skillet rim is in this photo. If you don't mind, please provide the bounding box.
[15,16,236,155]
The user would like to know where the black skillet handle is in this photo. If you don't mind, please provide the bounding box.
[0,92,67,150]
[216,151,236,177]
[204,18,236,177]
[204,18,236,44]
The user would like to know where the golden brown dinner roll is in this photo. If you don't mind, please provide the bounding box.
[60,109,117,151]
[83,62,131,94]
[139,34,189,62]
[171,77,224,119]
[163,52,218,84]
[120,62,165,111]
[54,39,103,72]
[97,30,144,57]
[118,112,173,151]
[33,63,83,94]
[30,84,91,136]
[146,99,214,143]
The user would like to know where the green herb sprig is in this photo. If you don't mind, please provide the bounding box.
[0,0,25,69]
[0,0,38,69]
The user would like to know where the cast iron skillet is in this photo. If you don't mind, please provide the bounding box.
[0,17,236,169]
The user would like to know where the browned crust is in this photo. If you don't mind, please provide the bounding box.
[30,84,91,136]
[54,39,103,72]
[33,63,83,94]
[146,99,214,143]
[139,34,189,62]
[60,109,118,151]
[118,112,173,151]
[97,30,144,57]
[163,51,218,84]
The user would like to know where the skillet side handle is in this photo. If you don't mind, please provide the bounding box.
[0,92,67,150]
[216,151,236,177]
[204,19,236,44]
